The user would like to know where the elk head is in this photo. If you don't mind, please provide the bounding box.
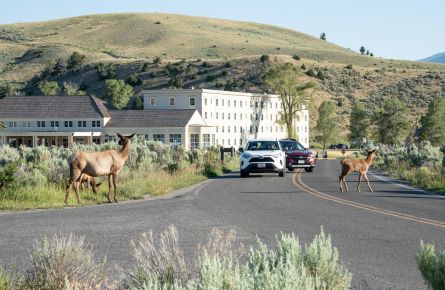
[117,133,135,146]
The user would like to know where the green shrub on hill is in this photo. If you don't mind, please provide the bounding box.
[38,80,59,96]
[96,63,116,80]
[416,241,445,290]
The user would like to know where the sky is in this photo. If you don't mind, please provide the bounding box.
[0,0,444,61]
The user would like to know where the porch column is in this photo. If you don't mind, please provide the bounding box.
[87,135,93,145]
[32,135,38,147]
[68,135,73,147]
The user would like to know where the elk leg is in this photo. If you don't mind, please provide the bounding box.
[65,171,81,205]
[112,173,118,203]
[74,181,81,204]
[339,175,344,192]
[357,174,363,192]
[107,175,113,203]
[343,175,349,192]
[364,173,373,192]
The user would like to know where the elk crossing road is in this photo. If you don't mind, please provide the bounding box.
[0,160,444,289]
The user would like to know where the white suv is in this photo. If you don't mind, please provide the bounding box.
[239,139,286,178]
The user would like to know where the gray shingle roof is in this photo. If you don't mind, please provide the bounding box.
[0,95,110,119]
[105,110,197,128]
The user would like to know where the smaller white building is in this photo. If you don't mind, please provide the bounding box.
[142,89,310,147]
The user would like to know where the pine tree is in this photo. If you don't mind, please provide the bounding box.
[360,46,366,55]
[320,32,326,41]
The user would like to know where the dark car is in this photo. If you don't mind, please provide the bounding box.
[328,143,349,149]
[279,139,317,172]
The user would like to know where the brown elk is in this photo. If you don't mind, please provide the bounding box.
[339,149,377,192]
[65,133,135,205]
[79,173,102,194]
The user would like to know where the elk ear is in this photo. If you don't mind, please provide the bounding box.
[117,133,123,140]
[128,133,136,139]
[96,182,102,187]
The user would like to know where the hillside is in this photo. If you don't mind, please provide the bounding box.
[420,52,445,64]
[0,13,444,143]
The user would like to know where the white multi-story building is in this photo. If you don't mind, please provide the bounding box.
[143,89,310,147]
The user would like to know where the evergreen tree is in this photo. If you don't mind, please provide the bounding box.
[38,81,59,96]
[320,32,327,41]
[348,100,370,146]
[104,79,133,109]
[366,50,370,56]
[265,63,317,138]
[370,52,374,57]
[133,95,144,110]
[420,99,445,146]
[360,46,366,55]
[373,98,410,145]
[315,100,339,149]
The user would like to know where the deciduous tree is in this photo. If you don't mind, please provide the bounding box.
[38,81,59,96]
[104,79,133,109]
[315,100,339,149]
[348,100,370,146]
[265,63,317,138]
[373,99,410,145]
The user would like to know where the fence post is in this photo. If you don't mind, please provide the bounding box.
[220,146,224,163]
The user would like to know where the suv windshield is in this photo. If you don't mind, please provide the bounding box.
[246,141,280,151]
[279,140,305,151]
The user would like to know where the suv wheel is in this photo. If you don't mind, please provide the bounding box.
[305,167,314,172]
[240,171,249,178]
[279,170,285,177]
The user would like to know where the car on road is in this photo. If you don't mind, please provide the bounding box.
[239,139,286,178]
[279,139,317,172]
[328,143,349,149]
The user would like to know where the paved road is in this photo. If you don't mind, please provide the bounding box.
[1,160,444,289]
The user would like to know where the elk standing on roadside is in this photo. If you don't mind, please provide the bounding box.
[339,149,377,192]
[66,133,135,205]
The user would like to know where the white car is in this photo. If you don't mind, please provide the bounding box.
[239,139,286,178]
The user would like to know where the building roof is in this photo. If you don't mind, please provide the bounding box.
[0,95,111,119]
[142,88,279,98]
[105,109,198,128]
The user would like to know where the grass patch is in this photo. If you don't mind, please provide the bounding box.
[0,158,240,211]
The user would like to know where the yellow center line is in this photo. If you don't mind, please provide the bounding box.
[292,173,445,229]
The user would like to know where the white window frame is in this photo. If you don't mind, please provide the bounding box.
[169,97,175,106]
[150,97,157,107]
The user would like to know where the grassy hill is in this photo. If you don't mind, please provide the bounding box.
[0,13,444,143]
[420,52,445,64]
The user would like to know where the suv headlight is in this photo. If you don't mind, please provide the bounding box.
[241,153,252,159]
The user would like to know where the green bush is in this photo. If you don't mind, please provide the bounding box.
[0,162,18,193]
[416,241,445,290]
[293,54,301,60]
[260,55,269,62]
[105,79,134,109]
[25,234,106,289]
[96,63,116,80]
[126,73,143,86]
[306,68,317,77]
[67,52,86,71]
[345,64,353,69]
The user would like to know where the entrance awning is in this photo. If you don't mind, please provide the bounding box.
[73,132,102,137]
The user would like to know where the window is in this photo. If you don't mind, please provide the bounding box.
[9,121,17,128]
[228,126,230,133]
[222,99,225,106]
[222,126,224,133]
[64,121,73,128]
[276,102,278,109]
[216,126,218,133]
[212,134,215,146]
[228,100,230,107]
[216,99,219,106]
[240,126,243,133]
[22,122,31,128]
[240,101,243,107]
[202,134,211,148]
[234,114,236,120]
[204,112,207,119]
[216,112,219,119]
[234,139,237,146]
[170,134,182,145]
[240,113,242,120]
[153,134,165,143]
[228,139,231,146]
[92,120,101,127]
[234,100,236,107]
[144,134,150,140]
[255,101,258,108]
[78,121,86,127]
[234,126,237,133]
[63,138,68,148]
[261,101,264,108]
[305,115,308,122]
[93,138,101,145]
[261,114,263,120]
[256,114,258,121]
[150,97,157,107]
[37,121,46,127]
[228,113,230,120]
[270,114,273,121]
[50,121,59,127]
[169,97,175,106]
[190,134,199,149]
[204,98,207,106]
[305,126,308,133]
[189,97,195,106]
[222,113,224,120]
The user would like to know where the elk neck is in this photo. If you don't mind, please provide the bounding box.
[118,140,131,160]
[365,151,375,164]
